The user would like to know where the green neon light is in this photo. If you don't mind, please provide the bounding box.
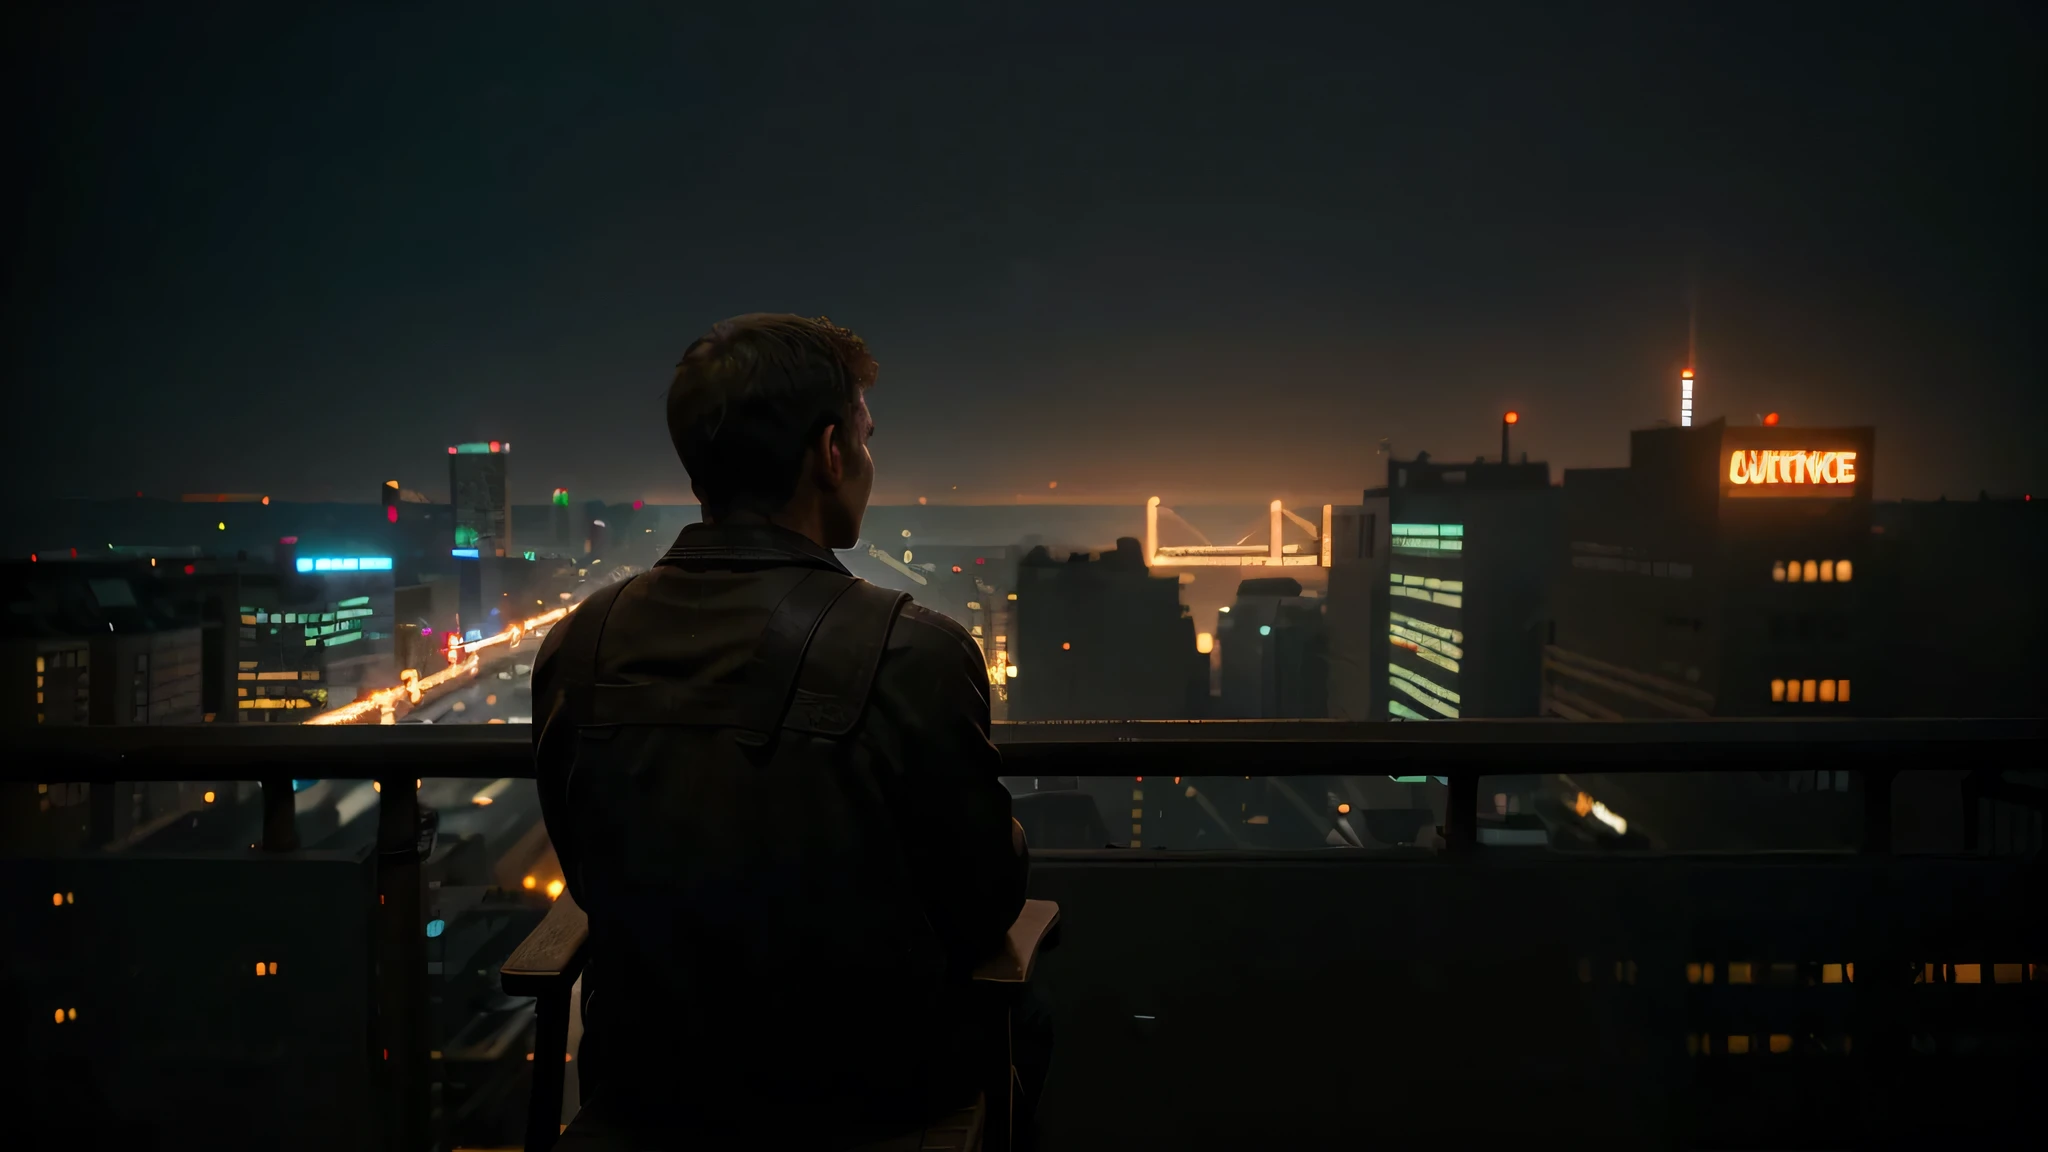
[337,596,370,609]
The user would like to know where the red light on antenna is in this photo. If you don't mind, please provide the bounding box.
[974,557,985,565]
[632,499,644,511]
[1503,411,1520,425]
[183,564,196,575]
[488,441,501,453]
[448,446,457,454]
[386,505,399,523]
[951,565,963,573]
[29,553,36,562]
[1764,412,1780,426]
[260,496,270,505]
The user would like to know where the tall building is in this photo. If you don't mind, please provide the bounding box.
[1007,538,1206,720]
[1324,501,1389,720]
[1217,576,1328,718]
[183,553,398,721]
[1869,494,2043,717]
[2,562,203,726]
[1548,418,1876,717]
[449,441,511,558]
[1375,454,1558,721]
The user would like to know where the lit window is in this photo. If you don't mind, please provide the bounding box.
[1772,562,1786,582]
[268,962,278,976]
[1838,679,1850,702]
[255,961,267,976]
[1801,679,1817,703]
[51,892,62,907]
[1802,560,1819,582]
[1822,963,1845,984]
[1768,1034,1792,1054]
[1786,560,1802,583]
[1835,559,1853,582]
[1726,1035,1751,1055]
[1818,559,1834,582]
[1819,679,1837,703]
[1770,679,1785,702]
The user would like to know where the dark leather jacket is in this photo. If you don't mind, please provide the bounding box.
[532,521,1025,1144]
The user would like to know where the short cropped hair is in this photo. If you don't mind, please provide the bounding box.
[667,314,878,519]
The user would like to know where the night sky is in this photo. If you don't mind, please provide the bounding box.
[8,2,2041,506]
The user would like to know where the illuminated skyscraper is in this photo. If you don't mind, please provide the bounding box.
[448,442,511,558]
[1680,369,1695,428]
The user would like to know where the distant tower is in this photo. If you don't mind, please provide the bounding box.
[449,441,511,556]
[1682,275,1698,427]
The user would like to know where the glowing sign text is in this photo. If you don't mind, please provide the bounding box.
[1727,450,1858,488]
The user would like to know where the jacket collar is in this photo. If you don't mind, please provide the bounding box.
[657,520,852,575]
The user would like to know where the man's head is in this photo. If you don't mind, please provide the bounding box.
[667,314,878,549]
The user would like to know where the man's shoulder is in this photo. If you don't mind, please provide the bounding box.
[887,598,981,663]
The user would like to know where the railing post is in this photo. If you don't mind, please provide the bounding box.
[261,777,300,853]
[1441,772,1477,853]
[376,775,430,1152]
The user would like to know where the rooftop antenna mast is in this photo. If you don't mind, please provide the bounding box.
[1680,269,1698,427]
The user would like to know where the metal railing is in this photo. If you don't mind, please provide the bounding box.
[11,718,2044,1150]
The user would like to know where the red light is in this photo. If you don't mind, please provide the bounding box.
[447,446,457,454]
[1764,412,1780,426]
[279,536,298,544]
[260,496,270,505]
[974,557,985,565]
[70,548,77,559]
[183,564,196,575]
[28,553,36,562]
[387,506,399,523]
[951,566,962,573]
[632,499,644,511]
[1503,411,1520,425]
[489,441,501,453]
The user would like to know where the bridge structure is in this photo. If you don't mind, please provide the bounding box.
[1144,496,1333,569]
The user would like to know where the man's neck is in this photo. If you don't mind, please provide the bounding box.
[703,507,830,552]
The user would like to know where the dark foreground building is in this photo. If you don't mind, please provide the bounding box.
[1006,537,1206,720]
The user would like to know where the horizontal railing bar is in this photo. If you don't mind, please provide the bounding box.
[5,719,2040,782]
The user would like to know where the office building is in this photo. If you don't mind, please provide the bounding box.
[1869,494,2044,718]
[449,441,512,558]
[1217,576,1329,718]
[1548,418,1876,717]
[2,561,203,726]
[1006,537,1206,720]
[1372,453,1558,720]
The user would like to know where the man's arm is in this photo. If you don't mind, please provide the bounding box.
[866,606,1028,968]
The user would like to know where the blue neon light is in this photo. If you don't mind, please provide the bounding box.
[296,556,393,573]
[451,548,479,559]
[425,919,446,938]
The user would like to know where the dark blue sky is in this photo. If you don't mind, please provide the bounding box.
[8,2,2041,505]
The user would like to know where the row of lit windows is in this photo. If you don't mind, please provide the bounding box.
[1773,559,1852,583]
[1391,585,1463,609]
[1389,665,1461,718]
[1390,622,1463,661]
[238,670,321,681]
[1389,610,1462,645]
[1390,636,1460,674]
[36,650,89,672]
[1772,678,1850,703]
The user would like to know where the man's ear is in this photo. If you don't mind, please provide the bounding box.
[815,422,844,488]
